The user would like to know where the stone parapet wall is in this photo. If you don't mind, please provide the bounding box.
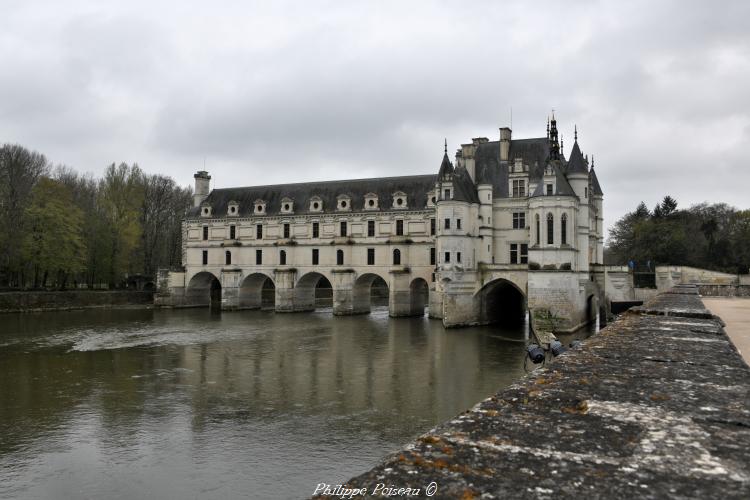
[0,290,153,313]
[699,284,750,297]
[325,285,750,499]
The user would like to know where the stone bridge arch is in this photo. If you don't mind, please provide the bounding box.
[294,271,334,311]
[474,278,527,327]
[239,272,275,309]
[186,271,222,308]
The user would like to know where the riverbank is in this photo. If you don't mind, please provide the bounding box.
[324,285,750,499]
[0,290,153,314]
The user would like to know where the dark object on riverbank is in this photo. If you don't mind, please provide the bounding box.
[0,290,153,313]
[325,285,750,499]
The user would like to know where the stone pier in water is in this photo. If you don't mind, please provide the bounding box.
[322,285,750,499]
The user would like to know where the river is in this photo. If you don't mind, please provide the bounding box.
[0,306,589,499]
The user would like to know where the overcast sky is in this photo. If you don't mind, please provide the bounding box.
[2,0,748,238]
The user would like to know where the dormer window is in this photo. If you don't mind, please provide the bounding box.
[337,194,352,211]
[444,189,452,200]
[309,196,323,212]
[546,184,553,196]
[227,201,239,216]
[200,203,212,218]
[392,191,407,209]
[280,197,294,214]
[427,191,437,207]
[514,158,526,173]
[364,192,379,210]
[254,199,266,215]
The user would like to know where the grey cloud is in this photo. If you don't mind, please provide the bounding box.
[1,0,749,236]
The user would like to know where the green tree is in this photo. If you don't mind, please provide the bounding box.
[98,163,145,287]
[22,177,86,288]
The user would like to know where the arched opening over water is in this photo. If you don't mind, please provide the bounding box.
[186,272,222,309]
[475,278,526,327]
[409,278,429,317]
[352,273,390,314]
[296,272,333,310]
[239,273,275,309]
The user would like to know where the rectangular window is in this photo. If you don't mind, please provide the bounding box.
[229,225,236,240]
[202,226,209,240]
[444,189,451,200]
[512,179,526,198]
[256,224,263,239]
[283,223,290,239]
[510,243,518,264]
[430,247,436,265]
[521,243,528,264]
[256,249,262,265]
[367,220,375,237]
[444,218,451,230]
[337,250,344,265]
[396,220,403,236]
[546,184,553,196]
[225,251,232,265]
[312,222,319,238]
[457,252,462,263]
[312,249,319,265]
[430,218,436,236]
[367,248,375,265]
[456,219,462,230]
[202,250,208,265]
[512,212,526,229]
[444,252,450,263]
[340,221,347,237]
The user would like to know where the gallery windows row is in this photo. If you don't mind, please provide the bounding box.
[202,218,438,241]
[201,247,437,267]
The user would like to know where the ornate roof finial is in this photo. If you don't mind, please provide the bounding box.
[444,138,447,154]
[546,116,550,139]
[592,155,595,168]
[560,133,564,152]
[574,124,578,142]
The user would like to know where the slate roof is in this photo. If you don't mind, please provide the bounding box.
[437,152,454,178]
[530,161,578,198]
[474,137,549,197]
[566,141,588,174]
[590,167,604,196]
[451,165,480,203]
[188,174,437,217]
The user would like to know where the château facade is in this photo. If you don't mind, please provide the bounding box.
[156,115,606,330]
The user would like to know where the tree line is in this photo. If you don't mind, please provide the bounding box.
[0,143,193,289]
[606,195,750,274]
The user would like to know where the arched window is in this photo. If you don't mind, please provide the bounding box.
[547,213,554,245]
[225,250,232,265]
[535,214,540,245]
[336,249,344,265]
[393,248,401,265]
[279,250,286,265]
[561,213,568,245]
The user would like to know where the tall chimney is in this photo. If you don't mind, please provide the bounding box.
[499,127,512,161]
[193,171,211,207]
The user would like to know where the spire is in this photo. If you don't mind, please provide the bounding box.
[548,111,560,161]
[438,140,454,179]
[574,124,578,142]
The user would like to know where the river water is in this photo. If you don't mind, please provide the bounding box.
[0,307,588,499]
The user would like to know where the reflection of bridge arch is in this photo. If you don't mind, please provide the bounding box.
[186,271,222,308]
[352,272,390,314]
[474,278,526,327]
[239,272,275,309]
[296,272,334,310]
